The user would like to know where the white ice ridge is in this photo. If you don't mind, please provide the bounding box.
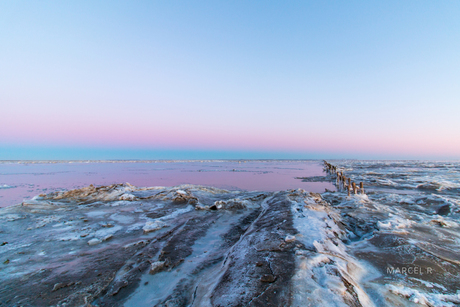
[288,189,374,307]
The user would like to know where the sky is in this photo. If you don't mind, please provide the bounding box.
[1,1,459,160]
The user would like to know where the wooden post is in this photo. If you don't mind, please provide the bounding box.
[347,184,351,196]
[352,182,357,194]
[360,182,364,194]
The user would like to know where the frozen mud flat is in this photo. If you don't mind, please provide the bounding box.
[321,160,460,306]
[0,179,459,306]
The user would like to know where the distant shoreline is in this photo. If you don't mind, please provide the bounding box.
[2,158,457,165]
[0,159,323,164]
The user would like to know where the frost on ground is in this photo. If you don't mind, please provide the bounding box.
[1,183,459,306]
[321,160,460,307]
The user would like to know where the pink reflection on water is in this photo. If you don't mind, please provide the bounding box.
[0,161,335,207]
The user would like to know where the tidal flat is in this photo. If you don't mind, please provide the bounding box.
[1,160,459,306]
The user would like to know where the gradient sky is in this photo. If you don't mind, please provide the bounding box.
[1,1,459,160]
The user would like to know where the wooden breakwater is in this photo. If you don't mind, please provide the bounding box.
[323,161,365,196]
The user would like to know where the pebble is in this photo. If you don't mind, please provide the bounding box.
[260,274,275,283]
[149,261,165,274]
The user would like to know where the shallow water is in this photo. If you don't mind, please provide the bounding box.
[0,160,333,208]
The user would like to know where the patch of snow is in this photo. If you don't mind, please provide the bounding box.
[109,213,135,224]
[377,215,414,230]
[143,220,168,233]
[95,225,123,239]
[126,223,144,233]
[88,238,102,246]
[387,284,460,306]
[119,193,137,201]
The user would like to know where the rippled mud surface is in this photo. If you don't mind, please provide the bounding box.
[1,160,460,306]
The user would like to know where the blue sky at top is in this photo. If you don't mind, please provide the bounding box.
[1,1,459,159]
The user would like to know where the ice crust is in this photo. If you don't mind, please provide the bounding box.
[1,163,460,307]
[321,160,460,306]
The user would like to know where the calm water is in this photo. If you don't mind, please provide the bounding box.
[0,160,333,207]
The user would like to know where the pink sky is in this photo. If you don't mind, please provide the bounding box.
[1,1,459,159]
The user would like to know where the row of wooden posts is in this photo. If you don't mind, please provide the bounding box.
[323,161,365,196]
